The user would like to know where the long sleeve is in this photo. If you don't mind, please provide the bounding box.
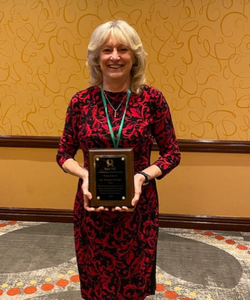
[56,93,81,169]
[151,89,181,179]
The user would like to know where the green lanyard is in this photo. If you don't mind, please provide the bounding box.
[101,87,131,148]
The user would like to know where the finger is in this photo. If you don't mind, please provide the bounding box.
[131,191,140,206]
[83,195,95,212]
[86,207,96,212]
[81,178,91,197]
[96,206,105,212]
[111,206,131,212]
[112,206,122,212]
[82,189,92,199]
[84,204,95,212]
[131,198,138,207]
[121,206,129,211]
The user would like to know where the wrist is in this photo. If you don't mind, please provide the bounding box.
[137,171,150,186]
[80,167,88,179]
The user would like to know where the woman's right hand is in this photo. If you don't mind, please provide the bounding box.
[81,171,108,212]
[62,159,107,212]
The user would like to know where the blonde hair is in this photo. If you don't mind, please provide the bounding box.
[87,20,147,94]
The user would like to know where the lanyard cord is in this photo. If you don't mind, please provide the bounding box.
[101,87,131,148]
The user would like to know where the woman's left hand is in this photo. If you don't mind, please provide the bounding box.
[112,173,145,212]
[111,173,144,212]
[131,172,145,206]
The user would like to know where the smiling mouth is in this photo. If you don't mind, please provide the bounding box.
[108,64,123,69]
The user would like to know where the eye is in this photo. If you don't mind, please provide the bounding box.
[101,47,111,53]
[120,47,129,52]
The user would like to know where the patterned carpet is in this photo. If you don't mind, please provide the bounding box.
[0,220,250,300]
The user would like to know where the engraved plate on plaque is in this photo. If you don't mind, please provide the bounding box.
[88,148,134,208]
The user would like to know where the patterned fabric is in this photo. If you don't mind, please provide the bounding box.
[56,85,180,300]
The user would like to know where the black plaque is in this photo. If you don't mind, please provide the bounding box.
[88,148,134,208]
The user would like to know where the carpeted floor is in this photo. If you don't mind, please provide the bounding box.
[0,221,250,300]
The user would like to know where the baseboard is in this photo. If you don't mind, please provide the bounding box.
[158,214,250,232]
[1,207,250,232]
[0,208,74,223]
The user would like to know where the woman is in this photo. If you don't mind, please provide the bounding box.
[57,20,180,300]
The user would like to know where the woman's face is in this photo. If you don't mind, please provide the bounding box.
[99,35,135,87]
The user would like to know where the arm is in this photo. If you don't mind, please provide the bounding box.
[151,90,181,177]
[62,158,99,212]
[130,89,181,207]
[62,158,87,178]
[112,165,162,212]
[131,165,162,207]
[56,94,106,212]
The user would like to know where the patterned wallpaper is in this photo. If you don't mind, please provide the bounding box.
[0,0,250,140]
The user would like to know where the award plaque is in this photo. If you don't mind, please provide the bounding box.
[88,148,134,208]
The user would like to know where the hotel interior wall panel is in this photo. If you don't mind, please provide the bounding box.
[0,1,249,219]
[1,148,249,219]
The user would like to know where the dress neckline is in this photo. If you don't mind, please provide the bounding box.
[103,90,127,102]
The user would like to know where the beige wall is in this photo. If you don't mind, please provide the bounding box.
[1,0,250,140]
[1,147,249,218]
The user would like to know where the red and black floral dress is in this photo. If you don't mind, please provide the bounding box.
[56,85,180,300]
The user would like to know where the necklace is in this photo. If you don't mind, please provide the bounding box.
[103,91,126,118]
[101,87,131,148]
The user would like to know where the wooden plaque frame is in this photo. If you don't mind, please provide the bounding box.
[88,148,134,208]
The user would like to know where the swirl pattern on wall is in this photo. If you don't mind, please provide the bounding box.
[0,0,250,140]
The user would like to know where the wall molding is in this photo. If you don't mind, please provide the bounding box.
[1,207,250,232]
[0,135,250,153]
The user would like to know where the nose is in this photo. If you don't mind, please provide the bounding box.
[110,49,120,60]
